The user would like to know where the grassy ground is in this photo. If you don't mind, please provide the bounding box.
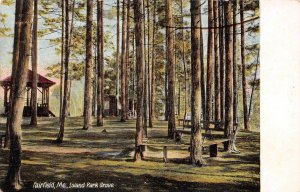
[0,117,259,192]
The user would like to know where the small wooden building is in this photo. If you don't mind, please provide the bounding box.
[103,95,136,117]
[0,70,56,117]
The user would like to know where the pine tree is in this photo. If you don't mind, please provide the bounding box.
[190,0,204,167]
[83,0,94,130]
[5,0,33,189]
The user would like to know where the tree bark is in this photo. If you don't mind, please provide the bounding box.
[224,1,234,151]
[147,0,152,128]
[60,0,64,119]
[97,0,104,126]
[240,0,250,131]
[121,0,128,122]
[166,0,176,139]
[213,0,220,125]
[83,0,94,130]
[233,0,238,128]
[150,0,157,127]
[5,0,33,190]
[57,0,70,143]
[133,0,145,161]
[116,0,120,116]
[142,0,148,136]
[219,1,225,128]
[181,0,187,121]
[190,0,204,167]
[4,0,24,148]
[30,0,38,126]
[126,0,131,119]
[199,2,205,121]
[206,0,214,129]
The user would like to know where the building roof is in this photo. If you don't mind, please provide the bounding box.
[0,69,56,88]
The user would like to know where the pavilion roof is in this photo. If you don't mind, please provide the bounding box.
[0,69,56,88]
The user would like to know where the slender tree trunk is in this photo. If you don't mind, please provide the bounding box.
[249,51,259,121]
[240,0,250,131]
[150,0,157,126]
[147,0,153,128]
[116,0,120,116]
[93,45,97,117]
[60,0,64,119]
[213,0,220,126]
[133,0,145,161]
[83,0,94,130]
[219,1,225,128]
[97,0,104,126]
[166,0,176,139]
[121,0,128,122]
[233,0,238,128]
[4,0,24,148]
[224,1,234,151]
[142,0,148,136]
[57,0,70,143]
[181,0,187,121]
[164,39,169,122]
[206,0,213,129]
[5,0,33,190]
[126,0,131,119]
[199,3,205,121]
[190,0,204,167]
[30,0,38,126]
[232,0,239,152]
[65,0,75,118]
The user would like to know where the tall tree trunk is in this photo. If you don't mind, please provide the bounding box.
[190,0,204,167]
[224,1,234,151]
[166,0,176,139]
[213,0,220,125]
[121,0,128,122]
[4,0,24,148]
[60,0,64,119]
[150,0,157,126]
[83,0,94,130]
[240,0,250,131]
[206,0,213,129]
[248,51,259,121]
[181,0,187,121]
[233,0,238,128]
[57,0,70,143]
[164,39,169,121]
[5,0,33,190]
[116,0,120,116]
[142,0,148,136]
[30,0,38,126]
[133,0,145,161]
[199,3,205,121]
[66,0,75,118]
[126,0,131,119]
[147,0,153,128]
[219,1,225,128]
[97,0,104,126]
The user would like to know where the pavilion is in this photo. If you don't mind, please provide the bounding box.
[0,70,56,117]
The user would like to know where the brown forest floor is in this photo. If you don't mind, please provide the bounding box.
[0,117,259,192]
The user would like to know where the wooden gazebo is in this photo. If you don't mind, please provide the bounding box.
[0,70,56,117]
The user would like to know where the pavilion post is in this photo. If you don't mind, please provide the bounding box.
[27,88,30,106]
[47,87,49,110]
[4,85,7,107]
[42,87,44,105]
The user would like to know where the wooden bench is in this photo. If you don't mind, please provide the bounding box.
[140,139,230,163]
[0,134,6,148]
